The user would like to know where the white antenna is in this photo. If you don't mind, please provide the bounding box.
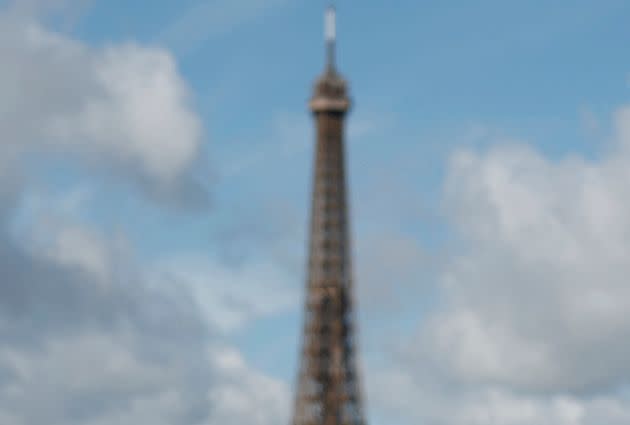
[324,6,336,71]
[325,6,336,42]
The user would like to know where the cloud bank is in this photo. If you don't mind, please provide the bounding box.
[0,7,207,205]
[0,4,287,424]
[370,105,630,425]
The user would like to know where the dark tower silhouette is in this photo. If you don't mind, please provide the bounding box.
[292,7,366,425]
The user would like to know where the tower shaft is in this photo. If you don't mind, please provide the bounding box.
[292,7,366,425]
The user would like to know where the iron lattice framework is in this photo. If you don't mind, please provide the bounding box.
[292,8,366,425]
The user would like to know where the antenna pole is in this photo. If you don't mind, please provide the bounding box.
[325,6,336,71]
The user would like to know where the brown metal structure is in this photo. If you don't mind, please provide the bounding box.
[291,7,366,425]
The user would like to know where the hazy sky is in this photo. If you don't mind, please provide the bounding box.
[2,0,630,424]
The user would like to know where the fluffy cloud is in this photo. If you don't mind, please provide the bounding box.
[155,255,299,333]
[0,205,210,424]
[0,185,290,425]
[0,5,287,425]
[434,131,630,394]
[208,345,290,425]
[369,104,630,424]
[372,367,630,425]
[0,7,206,203]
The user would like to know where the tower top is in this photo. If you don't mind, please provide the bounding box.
[310,5,350,113]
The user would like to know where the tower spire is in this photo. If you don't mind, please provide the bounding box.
[325,5,336,72]
[309,5,350,114]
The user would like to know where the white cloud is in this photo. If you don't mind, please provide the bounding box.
[0,7,290,425]
[367,102,630,424]
[0,222,211,425]
[208,345,290,425]
[38,223,118,282]
[0,195,291,425]
[8,185,129,285]
[431,131,630,392]
[0,12,203,195]
[371,366,630,425]
[0,326,290,425]
[155,254,299,332]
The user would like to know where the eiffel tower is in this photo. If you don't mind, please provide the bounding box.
[291,7,367,425]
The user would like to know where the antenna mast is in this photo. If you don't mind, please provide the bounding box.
[325,6,336,71]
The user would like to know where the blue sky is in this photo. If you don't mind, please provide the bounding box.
[3,1,630,424]
[56,0,630,268]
